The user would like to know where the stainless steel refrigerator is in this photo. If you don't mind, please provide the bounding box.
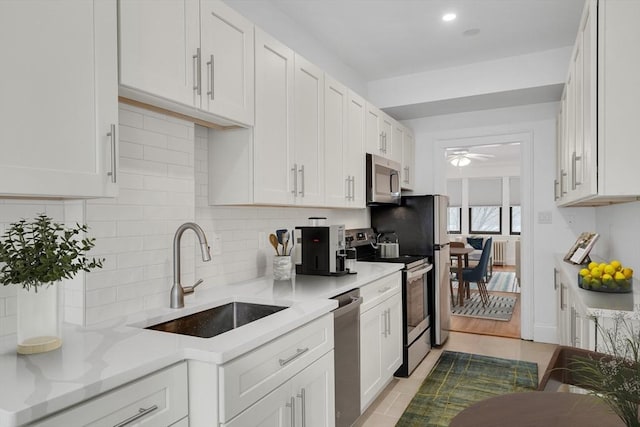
[371,194,451,346]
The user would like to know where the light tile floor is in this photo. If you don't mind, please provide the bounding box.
[354,331,558,426]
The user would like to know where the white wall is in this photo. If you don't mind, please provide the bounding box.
[404,102,596,343]
[224,0,367,96]
[593,201,640,263]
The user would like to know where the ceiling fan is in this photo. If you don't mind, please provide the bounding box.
[447,149,494,167]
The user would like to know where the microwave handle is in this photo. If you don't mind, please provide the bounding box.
[390,170,401,196]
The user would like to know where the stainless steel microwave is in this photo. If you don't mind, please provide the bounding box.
[366,153,401,205]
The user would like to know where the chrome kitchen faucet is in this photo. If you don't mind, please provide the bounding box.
[170,222,212,309]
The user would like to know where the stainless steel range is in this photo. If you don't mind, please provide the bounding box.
[346,228,432,377]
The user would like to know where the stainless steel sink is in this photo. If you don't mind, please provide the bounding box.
[146,301,287,338]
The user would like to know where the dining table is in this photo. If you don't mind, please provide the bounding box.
[449,245,474,306]
[449,391,624,427]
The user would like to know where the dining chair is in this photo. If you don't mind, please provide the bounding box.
[461,237,493,306]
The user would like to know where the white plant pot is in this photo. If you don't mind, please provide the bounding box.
[17,283,62,354]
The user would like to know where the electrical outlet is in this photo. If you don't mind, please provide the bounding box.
[258,232,266,249]
[211,233,222,256]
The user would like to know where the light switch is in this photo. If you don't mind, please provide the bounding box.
[211,233,223,255]
[538,211,552,224]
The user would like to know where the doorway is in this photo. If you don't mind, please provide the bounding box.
[433,132,533,340]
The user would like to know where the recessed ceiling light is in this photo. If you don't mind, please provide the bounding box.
[442,13,457,22]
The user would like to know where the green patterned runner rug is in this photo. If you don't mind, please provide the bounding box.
[396,351,538,427]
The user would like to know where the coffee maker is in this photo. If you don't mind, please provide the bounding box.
[294,224,348,276]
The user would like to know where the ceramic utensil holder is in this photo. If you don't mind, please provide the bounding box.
[273,255,293,280]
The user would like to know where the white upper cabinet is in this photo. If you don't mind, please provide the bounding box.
[346,91,367,207]
[384,114,401,164]
[0,0,118,198]
[401,128,415,190]
[366,104,385,156]
[119,0,254,126]
[557,0,640,206]
[200,0,254,125]
[324,77,365,208]
[119,0,200,108]
[292,54,325,206]
[253,28,295,205]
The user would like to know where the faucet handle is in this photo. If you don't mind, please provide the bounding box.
[183,278,204,294]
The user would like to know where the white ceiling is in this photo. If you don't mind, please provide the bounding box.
[270,0,585,82]
[445,143,521,176]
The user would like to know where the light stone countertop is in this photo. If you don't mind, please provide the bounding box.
[0,261,403,427]
[554,255,639,317]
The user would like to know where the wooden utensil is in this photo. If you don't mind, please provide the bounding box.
[269,233,280,255]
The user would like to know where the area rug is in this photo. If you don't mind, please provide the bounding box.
[452,271,517,293]
[396,351,538,427]
[451,293,517,321]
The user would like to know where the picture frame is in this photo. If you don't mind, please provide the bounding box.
[563,232,599,265]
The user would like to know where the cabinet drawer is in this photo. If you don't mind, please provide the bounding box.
[360,271,401,313]
[218,314,333,422]
[32,363,188,427]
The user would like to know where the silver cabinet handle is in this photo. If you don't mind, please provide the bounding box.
[351,176,355,200]
[107,123,117,183]
[286,396,296,427]
[298,164,305,196]
[378,286,391,293]
[561,169,568,195]
[554,179,559,201]
[297,388,307,427]
[192,48,201,95]
[553,268,558,290]
[560,283,566,310]
[291,163,298,196]
[381,310,388,337]
[379,131,384,152]
[279,347,309,366]
[386,308,391,336]
[113,405,158,427]
[345,176,350,200]
[206,54,215,100]
[571,152,577,190]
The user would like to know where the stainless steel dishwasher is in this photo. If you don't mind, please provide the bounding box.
[332,288,363,427]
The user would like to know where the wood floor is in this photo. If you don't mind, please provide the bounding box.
[449,265,521,339]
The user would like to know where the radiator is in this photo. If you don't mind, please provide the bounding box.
[493,240,507,265]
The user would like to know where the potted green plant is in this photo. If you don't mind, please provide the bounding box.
[0,214,103,354]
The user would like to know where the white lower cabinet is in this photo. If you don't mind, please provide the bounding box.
[223,351,335,427]
[32,363,188,427]
[360,272,402,412]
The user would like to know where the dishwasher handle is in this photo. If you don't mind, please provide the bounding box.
[333,296,362,318]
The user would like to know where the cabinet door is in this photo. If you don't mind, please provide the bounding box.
[360,304,383,412]
[200,0,254,125]
[254,28,295,205]
[119,0,200,107]
[293,54,325,206]
[401,128,415,190]
[324,76,348,207]
[346,91,366,207]
[222,385,289,427]
[0,0,118,198]
[389,119,403,164]
[365,104,383,156]
[380,114,395,160]
[291,352,335,427]
[382,293,403,377]
[579,0,597,198]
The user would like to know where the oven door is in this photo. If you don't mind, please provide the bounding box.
[405,264,431,344]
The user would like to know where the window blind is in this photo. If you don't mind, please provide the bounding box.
[468,178,502,206]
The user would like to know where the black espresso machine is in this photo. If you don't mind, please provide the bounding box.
[294,224,349,276]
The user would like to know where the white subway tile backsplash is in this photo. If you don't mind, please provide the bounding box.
[119,125,168,148]
[85,288,117,308]
[119,107,144,128]
[119,157,168,177]
[144,146,191,166]
[120,141,144,160]
[86,205,144,222]
[144,115,191,140]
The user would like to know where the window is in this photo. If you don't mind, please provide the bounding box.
[447,207,461,234]
[510,206,521,235]
[469,206,502,234]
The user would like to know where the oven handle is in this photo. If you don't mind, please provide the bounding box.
[406,265,432,281]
